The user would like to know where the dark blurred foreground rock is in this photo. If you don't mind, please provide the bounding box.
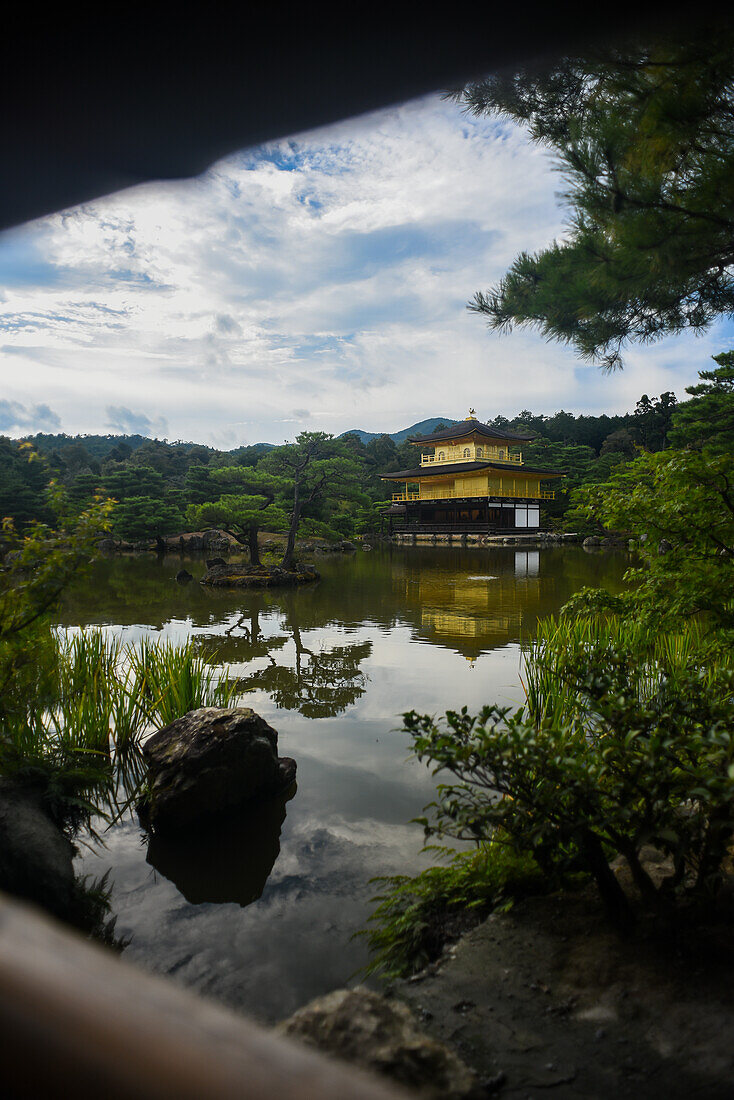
[138,707,296,832]
[278,988,483,1100]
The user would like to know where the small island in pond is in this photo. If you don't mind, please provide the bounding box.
[201,560,320,588]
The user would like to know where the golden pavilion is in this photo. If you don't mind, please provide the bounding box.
[381,411,564,535]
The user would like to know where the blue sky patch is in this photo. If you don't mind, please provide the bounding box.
[0,230,59,288]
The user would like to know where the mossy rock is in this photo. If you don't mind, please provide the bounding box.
[138,706,296,833]
[201,564,319,588]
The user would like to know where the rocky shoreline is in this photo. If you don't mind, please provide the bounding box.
[95,528,362,557]
[390,883,734,1098]
[94,527,634,557]
[390,531,632,550]
[281,877,734,1099]
[96,528,241,555]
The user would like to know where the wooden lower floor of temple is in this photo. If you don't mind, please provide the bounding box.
[384,497,542,535]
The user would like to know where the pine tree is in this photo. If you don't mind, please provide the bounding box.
[668,350,734,452]
[453,31,734,368]
[186,467,288,567]
[261,433,368,570]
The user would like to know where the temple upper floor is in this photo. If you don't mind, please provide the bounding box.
[409,411,532,468]
[419,442,523,466]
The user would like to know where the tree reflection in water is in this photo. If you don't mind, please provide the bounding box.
[233,594,372,719]
[225,605,289,661]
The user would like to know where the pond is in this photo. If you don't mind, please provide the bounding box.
[57,544,630,1023]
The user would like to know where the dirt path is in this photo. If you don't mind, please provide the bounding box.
[396,888,734,1098]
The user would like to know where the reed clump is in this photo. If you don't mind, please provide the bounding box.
[0,628,236,829]
[521,615,729,728]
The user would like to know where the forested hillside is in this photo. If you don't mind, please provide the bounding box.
[0,381,707,542]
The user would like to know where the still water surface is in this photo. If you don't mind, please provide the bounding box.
[56,545,629,1022]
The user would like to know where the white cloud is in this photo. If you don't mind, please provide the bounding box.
[0,93,731,446]
[105,406,168,437]
[0,399,61,433]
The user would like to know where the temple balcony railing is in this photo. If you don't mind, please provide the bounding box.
[391,489,555,502]
[419,450,523,466]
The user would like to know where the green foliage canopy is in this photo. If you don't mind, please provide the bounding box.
[0,438,54,528]
[187,466,289,565]
[110,497,184,542]
[668,350,734,452]
[260,433,369,567]
[455,33,734,368]
[569,447,734,632]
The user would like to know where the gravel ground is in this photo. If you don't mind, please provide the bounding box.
[396,886,734,1099]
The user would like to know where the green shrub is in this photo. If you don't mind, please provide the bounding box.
[568,448,734,634]
[360,839,544,979]
[402,621,734,928]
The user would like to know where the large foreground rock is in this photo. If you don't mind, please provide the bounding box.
[140,707,296,832]
[278,988,483,1099]
[0,778,76,921]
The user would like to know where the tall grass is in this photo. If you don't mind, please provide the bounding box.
[52,631,118,753]
[521,614,730,728]
[48,630,236,748]
[128,638,234,731]
[0,628,237,823]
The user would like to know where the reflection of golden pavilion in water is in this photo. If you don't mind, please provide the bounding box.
[396,551,541,659]
[382,411,564,536]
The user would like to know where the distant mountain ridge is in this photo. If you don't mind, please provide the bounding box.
[25,418,464,457]
[339,417,460,446]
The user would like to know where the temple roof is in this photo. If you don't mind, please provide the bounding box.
[407,420,534,445]
[381,460,564,480]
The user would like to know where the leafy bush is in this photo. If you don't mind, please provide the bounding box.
[402,621,734,928]
[568,448,734,634]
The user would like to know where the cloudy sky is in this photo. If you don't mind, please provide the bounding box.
[1,93,732,449]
